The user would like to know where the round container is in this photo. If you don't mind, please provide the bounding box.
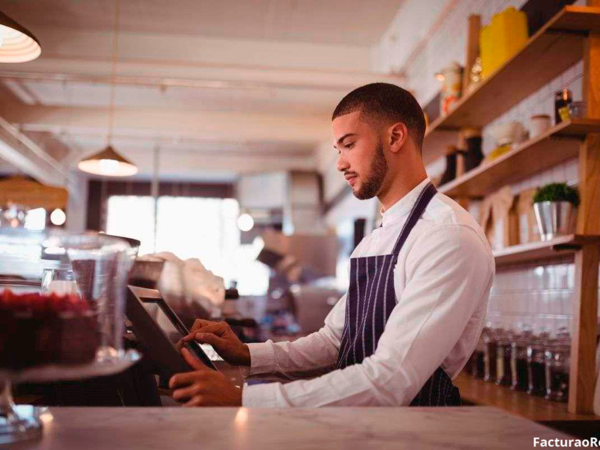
[569,101,587,119]
[527,342,547,396]
[511,339,529,391]
[0,228,135,446]
[439,62,463,116]
[469,332,486,379]
[490,121,526,146]
[530,114,551,139]
[533,201,577,241]
[545,343,571,402]
[496,336,513,386]
[484,328,503,382]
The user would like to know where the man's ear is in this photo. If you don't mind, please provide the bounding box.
[388,122,408,154]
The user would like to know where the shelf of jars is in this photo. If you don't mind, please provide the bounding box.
[456,327,600,422]
[421,2,600,417]
[438,119,600,199]
[422,5,600,164]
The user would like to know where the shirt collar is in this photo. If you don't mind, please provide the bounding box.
[380,178,431,228]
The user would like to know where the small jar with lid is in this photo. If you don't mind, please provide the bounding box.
[496,334,513,386]
[470,332,486,379]
[527,341,547,396]
[511,338,529,391]
[484,327,502,382]
[545,343,570,402]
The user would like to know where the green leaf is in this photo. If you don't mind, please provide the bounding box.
[533,183,580,206]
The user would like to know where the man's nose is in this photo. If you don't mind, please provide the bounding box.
[336,153,349,173]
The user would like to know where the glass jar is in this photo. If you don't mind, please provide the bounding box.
[569,101,587,119]
[511,338,529,391]
[496,335,513,386]
[469,332,486,379]
[41,264,77,295]
[484,329,501,382]
[527,342,547,396]
[545,344,570,402]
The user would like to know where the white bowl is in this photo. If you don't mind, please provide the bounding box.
[490,121,526,146]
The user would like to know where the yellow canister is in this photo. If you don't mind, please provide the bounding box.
[479,24,494,79]
[491,7,528,69]
[480,7,528,79]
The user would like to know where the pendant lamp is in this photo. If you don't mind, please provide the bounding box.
[77,145,137,177]
[0,11,41,63]
[78,0,137,177]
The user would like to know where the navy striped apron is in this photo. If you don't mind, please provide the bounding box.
[336,182,460,406]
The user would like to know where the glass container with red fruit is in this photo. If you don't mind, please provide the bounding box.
[0,228,139,445]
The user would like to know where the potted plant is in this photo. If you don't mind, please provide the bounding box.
[533,183,579,241]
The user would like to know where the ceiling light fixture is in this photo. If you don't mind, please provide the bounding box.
[237,214,255,232]
[0,11,41,63]
[50,208,66,226]
[77,145,137,177]
[78,0,137,177]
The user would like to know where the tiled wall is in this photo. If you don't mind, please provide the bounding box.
[489,261,600,334]
[375,0,595,335]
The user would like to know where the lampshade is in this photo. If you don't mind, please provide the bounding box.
[0,11,41,63]
[78,145,138,177]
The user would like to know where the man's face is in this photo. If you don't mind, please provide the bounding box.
[332,111,388,200]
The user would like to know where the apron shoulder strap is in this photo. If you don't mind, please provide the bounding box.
[391,182,437,258]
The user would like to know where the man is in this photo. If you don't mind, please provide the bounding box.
[169,83,495,407]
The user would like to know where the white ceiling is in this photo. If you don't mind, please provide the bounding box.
[0,0,406,183]
[2,78,342,115]
[0,0,402,45]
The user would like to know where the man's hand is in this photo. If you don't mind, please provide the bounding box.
[169,348,242,407]
[183,319,251,367]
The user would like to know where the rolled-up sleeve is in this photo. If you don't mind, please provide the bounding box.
[243,225,494,407]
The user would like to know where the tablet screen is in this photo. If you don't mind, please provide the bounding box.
[142,300,222,365]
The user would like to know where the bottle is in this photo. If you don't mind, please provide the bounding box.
[463,129,484,172]
[554,89,572,124]
[439,146,458,186]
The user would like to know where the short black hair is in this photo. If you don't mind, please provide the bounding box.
[332,83,426,150]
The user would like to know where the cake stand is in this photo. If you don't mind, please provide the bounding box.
[0,349,141,445]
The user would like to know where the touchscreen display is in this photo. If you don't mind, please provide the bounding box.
[142,301,222,363]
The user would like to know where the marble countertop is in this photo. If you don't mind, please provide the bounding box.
[9,406,570,450]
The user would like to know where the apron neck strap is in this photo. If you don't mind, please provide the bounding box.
[391,182,437,257]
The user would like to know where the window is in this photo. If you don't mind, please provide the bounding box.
[106,195,269,295]
[25,208,46,231]
[106,196,156,256]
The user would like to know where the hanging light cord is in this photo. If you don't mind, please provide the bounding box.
[107,0,121,145]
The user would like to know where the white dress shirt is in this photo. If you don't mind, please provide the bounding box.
[242,178,495,407]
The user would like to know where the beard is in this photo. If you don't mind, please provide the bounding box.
[352,142,388,200]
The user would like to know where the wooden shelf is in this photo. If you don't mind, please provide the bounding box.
[439,119,600,198]
[454,373,600,422]
[422,6,600,164]
[494,234,600,266]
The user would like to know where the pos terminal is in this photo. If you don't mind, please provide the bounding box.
[125,286,218,380]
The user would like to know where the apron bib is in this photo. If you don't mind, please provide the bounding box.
[336,182,460,406]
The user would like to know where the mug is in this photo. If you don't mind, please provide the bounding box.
[530,115,551,139]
